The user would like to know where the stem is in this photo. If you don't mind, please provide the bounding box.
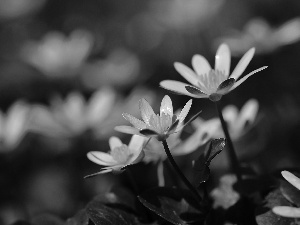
[215,101,242,181]
[162,140,202,202]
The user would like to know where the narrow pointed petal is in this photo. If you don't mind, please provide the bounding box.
[175,110,202,132]
[114,125,142,135]
[282,171,300,190]
[215,44,231,76]
[160,80,204,98]
[174,62,199,86]
[122,113,147,130]
[229,66,268,91]
[272,206,300,218]
[87,151,117,166]
[109,136,123,150]
[177,99,192,124]
[229,47,255,80]
[185,85,208,98]
[168,119,179,134]
[216,78,235,95]
[160,95,173,117]
[192,54,211,76]
[128,135,146,155]
[139,98,155,125]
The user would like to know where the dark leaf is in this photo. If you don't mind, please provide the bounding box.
[86,200,140,225]
[256,189,296,225]
[66,210,89,225]
[193,139,225,186]
[138,187,203,225]
[31,214,65,225]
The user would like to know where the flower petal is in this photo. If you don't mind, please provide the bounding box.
[84,168,114,178]
[177,99,192,124]
[139,98,155,125]
[109,136,123,150]
[216,78,235,95]
[185,85,208,98]
[174,62,199,86]
[229,47,255,80]
[122,113,147,130]
[272,206,300,218]
[282,171,300,191]
[160,95,173,117]
[114,125,142,135]
[192,54,211,76]
[87,151,117,166]
[215,43,231,76]
[175,110,202,133]
[229,66,268,91]
[128,135,146,155]
[140,129,159,137]
[160,80,204,98]
[237,99,259,128]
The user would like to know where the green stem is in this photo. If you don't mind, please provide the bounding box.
[162,140,202,202]
[215,101,242,181]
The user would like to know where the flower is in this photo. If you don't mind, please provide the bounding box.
[160,43,267,101]
[115,95,195,141]
[0,101,31,151]
[86,135,146,175]
[272,171,300,218]
[193,99,259,141]
[29,88,115,138]
[216,17,300,56]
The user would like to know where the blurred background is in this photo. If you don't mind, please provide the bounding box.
[1,0,300,224]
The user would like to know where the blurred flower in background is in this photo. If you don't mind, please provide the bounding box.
[81,48,140,89]
[0,0,46,19]
[0,101,31,152]
[216,17,300,56]
[21,30,94,78]
[29,88,115,139]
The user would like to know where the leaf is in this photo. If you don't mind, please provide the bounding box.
[31,214,65,225]
[138,187,204,225]
[193,139,225,186]
[66,209,89,225]
[86,200,140,225]
[256,189,296,225]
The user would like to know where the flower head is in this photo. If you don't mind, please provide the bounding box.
[273,171,300,218]
[115,95,195,141]
[160,43,267,101]
[86,135,146,176]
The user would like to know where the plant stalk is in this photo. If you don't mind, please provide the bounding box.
[162,139,202,202]
[215,101,242,181]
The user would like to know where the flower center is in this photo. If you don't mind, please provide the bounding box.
[148,113,173,134]
[111,144,132,163]
[197,70,227,94]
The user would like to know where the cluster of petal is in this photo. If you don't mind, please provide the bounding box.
[192,99,259,141]
[86,135,147,175]
[160,43,267,101]
[29,88,115,138]
[272,171,300,218]
[0,101,31,150]
[115,95,193,141]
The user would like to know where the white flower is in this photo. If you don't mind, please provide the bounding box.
[160,43,267,101]
[193,99,259,141]
[21,30,93,77]
[0,101,31,150]
[115,95,194,141]
[273,171,300,218]
[30,88,115,138]
[86,135,146,175]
